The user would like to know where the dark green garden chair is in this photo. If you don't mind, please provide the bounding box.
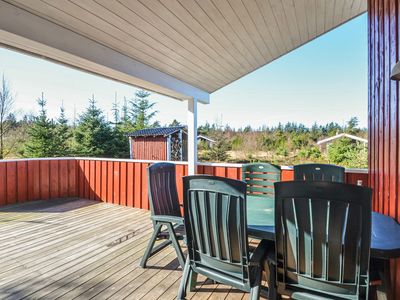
[268,181,372,300]
[140,162,185,269]
[177,175,268,300]
[294,163,345,182]
[242,163,281,198]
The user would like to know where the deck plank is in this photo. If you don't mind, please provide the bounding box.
[0,207,144,273]
[0,215,152,287]
[0,199,267,299]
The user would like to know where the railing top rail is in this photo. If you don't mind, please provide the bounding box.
[0,157,368,174]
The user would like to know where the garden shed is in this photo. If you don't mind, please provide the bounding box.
[127,126,187,161]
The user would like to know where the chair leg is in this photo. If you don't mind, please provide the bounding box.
[140,223,162,268]
[249,268,262,300]
[166,223,185,269]
[267,261,278,300]
[177,257,191,300]
[189,270,198,292]
[378,259,393,300]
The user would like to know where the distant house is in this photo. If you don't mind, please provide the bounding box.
[198,135,215,148]
[317,133,368,152]
[127,126,187,161]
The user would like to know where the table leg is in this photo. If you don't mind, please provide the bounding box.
[377,259,393,300]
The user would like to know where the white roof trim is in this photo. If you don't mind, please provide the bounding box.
[197,135,215,143]
[317,133,368,145]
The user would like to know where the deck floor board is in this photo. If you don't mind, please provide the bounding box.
[0,199,267,299]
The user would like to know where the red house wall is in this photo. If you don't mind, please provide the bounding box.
[131,136,167,160]
[368,0,400,296]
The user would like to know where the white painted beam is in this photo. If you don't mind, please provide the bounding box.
[0,1,210,104]
[187,98,198,175]
[166,135,171,161]
[129,137,133,159]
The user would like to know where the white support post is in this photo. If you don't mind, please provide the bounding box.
[166,135,171,161]
[129,137,133,159]
[187,98,198,175]
[178,130,183,161]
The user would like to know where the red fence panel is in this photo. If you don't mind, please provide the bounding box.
[281,169,294,181]
[6,162,17,205]
[17,161,28,203]
[0,159,77,206]
[0,163,6,206]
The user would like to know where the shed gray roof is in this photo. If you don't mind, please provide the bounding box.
[127,126,185,138]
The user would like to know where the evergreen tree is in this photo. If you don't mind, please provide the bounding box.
[169,119,182,127]
[54,105,72,156]
[117,97,135,134]
[110,127,130,158]
[328,137,367,168]
[205,131,231,162]
[0,75,14,159]
[129,90,158,130]
[5,113,17,130]
[74,95,114,157]
[24,93,58,157]
[346,117,359,134]
[111,93,120,127]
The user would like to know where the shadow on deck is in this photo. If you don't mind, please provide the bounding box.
[0,198,264,299]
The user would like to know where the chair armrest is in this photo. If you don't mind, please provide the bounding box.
[151,215,184,225]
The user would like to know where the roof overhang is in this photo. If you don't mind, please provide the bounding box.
[0,1,210,104]
[0,0,366,104]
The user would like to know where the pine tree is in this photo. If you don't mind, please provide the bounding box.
[110,126,130,158]
[169,119,182,127]
[206,131,230,162]
[74,95,114,157]
[116,97,134,134]
[24,93,58,157]
[129,90,158,130]
[0,75,14,159]
[54,104,72,156]
[111,92,120,127]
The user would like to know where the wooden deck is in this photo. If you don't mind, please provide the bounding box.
[0,198,267,299]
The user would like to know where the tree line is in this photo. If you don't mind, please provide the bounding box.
[0,74,368,168]
[0,75,159,158]
[198,118,368,168]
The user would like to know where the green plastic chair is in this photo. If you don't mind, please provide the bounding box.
[178,175,268,300]
[242,163,281,198]
[140,162,185,269]
[294,163,345,183]
[269,181,372,300]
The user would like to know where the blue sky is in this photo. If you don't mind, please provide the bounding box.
[0,14,367,129]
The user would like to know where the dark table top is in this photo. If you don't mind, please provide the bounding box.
[246,195,400,259]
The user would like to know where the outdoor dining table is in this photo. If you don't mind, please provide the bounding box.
[246,195,400,257]
[246,195,400,299]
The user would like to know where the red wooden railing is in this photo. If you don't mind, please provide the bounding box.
[0,158,77,206]
[0,158,369,210]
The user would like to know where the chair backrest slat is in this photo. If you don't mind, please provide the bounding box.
[242,163,281,198]
[274,181,371,299]
[294,163,345,183]
[183,175,250,282]
[148,162,181,217]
